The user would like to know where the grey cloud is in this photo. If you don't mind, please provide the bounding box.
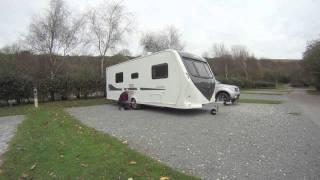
[1,0,319,59]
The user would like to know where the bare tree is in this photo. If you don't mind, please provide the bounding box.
[140,32,168,53]
[60,17,85,56]
[27,0,67,73]
[140,26,185,53]
[27,0,83,71]
[118,48,132,56]
[26,0,84,100]
[166,26,185,50]
[87,1,133,77]
[212,43,229,58]
[211,43,232,79]
[0,43,22,54]
[231,45,250,80]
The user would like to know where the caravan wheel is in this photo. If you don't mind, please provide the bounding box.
[131,98,141,110]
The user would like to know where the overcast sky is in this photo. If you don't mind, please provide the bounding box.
[1,0,319,59]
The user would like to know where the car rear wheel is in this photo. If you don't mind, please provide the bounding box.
[216,92,230,105]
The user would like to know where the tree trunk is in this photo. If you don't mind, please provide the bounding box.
[76,88,81,99]
[50,91,55,101]
[224,63,229,80]
[101,56,105,78]
[49,55,56,101]
[61,94,68,100]
[244,70,249,81]
[241,60,249,80]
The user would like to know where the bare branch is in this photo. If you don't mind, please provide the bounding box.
[140,25,185,53]
[87,0,133,77]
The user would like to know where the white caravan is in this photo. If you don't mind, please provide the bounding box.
[106,49,216,109]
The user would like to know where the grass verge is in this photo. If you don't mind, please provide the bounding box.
[0,102,197,179]
[306,89,320,95]
[239,98,283,104]
[288,112,301,116]
[240,91,285,95]
[0,98,108,117]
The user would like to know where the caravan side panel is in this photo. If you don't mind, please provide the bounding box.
[106,51,185,108]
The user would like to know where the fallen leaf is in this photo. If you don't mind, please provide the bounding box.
[20,172,29,179]
[129,161,137,165]
[30,163,37,170]
[160,176,170,180]
[81,163,88,167]
[49,172,56,178]
[128,178,133,180]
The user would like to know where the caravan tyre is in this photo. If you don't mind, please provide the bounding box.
[131,98,141,110]
[210,109,217,115]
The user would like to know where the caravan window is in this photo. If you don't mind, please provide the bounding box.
[152,63,168,79]
[184,59,198,76]
[183,57,213,78]
[115,72,123,83]
[193,61,212,78]
[131,73,139,79]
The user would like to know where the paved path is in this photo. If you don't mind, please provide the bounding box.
[0,115,24,165]
[67,89,320,180]
[287,88,320,127]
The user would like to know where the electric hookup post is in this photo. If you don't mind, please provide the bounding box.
[33,87,39,108]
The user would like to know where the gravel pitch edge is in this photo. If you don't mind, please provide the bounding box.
[0,115,24,165]
[67,102,320,180]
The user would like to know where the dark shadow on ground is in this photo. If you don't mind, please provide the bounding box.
[109,102,213,116]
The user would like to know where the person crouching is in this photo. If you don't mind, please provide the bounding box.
[118,88,130,110]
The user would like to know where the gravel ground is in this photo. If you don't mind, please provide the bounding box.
[67,90,320,180]
[0,115,24,165]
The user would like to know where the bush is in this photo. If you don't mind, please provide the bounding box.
[0,74,33,105]
[254,81,276,88]
[303,39,320,90]
[290,79,310,87]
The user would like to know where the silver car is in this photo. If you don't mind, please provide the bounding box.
[215,80,240,105]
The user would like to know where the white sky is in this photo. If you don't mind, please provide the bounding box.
[1,0,319,59]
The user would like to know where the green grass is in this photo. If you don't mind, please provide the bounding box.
[239,98,283,104]
[0,104,33,117]
[0,101,197,179]
[0,98,108,117]
[240,91,285,95]
[241,84,292,95]
[288,112,302,116]
[306,89,320,95]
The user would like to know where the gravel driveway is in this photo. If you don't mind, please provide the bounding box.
[0,115,24,165]
[67,90,320,180]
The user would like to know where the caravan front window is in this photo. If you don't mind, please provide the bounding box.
[193,61,213,78]
[183,58,213,79]
[184,59,198,76]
